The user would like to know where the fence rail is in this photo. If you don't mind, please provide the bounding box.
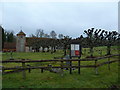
[1,54,119,63]
[1,54,120,79]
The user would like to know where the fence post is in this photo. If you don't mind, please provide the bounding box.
[22,59,26,79]
[27,64,31,73]
[108,56,110,70]
[41,68,43,73]
[28,68,31,73]
[61,61,63,69]
[78,60,80,74]
[84,49,86,55]
[95,60,98,75]
[61,61,64,70]
[70,61,72,74]
[2,66,4,74]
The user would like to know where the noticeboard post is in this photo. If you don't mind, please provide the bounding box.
[70,43,81,59]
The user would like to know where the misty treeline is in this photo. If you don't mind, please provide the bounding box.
[1,26,16,49]
[1,26,120,56]
[27,28,120,56]
[29,29,64,39]
[3,30,16,43]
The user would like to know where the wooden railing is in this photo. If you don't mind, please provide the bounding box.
[1,54,120,79]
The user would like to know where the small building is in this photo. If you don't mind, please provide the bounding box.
[16,30,26,52]
[3,42,16,52]
[3,30,55,52]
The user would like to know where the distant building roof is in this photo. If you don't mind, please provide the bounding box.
[25,37,55,46]
[17,30,26,36]
[26,37,54,40]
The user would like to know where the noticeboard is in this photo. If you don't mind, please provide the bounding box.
[70,44,81,58]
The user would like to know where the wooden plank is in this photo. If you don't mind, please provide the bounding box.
[97,60,118,67]
[1,54,119,63]
[41,68,43,73]
[95,60,98,75]
[22,59,26,79]
[78,60,80,74]
[3,69,26,74]
[3,65,96,70]
[70,61,72,74]
[108,57,110,70]
[61,61,63,70]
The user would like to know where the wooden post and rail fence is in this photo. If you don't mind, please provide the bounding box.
[1,54,120,79]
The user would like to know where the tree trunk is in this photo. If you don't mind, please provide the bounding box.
[47,47,49,52]
[53,46,56,52]
[42,47,45,52]
[90,47,93,57]
[63,44,67,56]
[107,45,111,55]
[36,48,39,52]
[51,46,53,54]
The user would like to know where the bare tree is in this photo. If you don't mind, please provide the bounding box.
[44,34,50,38]
[50,30,57,39]
[58,34,64,39]
[84,28,95,57]
[84,28,105,57]
[103,31,119,55]
[29,34,36,37]
[62,36,72,56]
[35,29,44,38]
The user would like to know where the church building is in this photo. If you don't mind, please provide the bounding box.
[3,30,53,52]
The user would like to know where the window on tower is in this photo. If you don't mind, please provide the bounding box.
[20,36,23,38]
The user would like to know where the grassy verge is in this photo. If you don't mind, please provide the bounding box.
[2,46,120,88]
[2,62,119,88]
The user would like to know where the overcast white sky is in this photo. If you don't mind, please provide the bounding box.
[0,1,118,38]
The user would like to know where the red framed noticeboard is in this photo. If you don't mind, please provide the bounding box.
[70,44,81,58]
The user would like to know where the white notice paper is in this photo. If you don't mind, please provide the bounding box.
[75,44,79,50]
[71,44,75,50]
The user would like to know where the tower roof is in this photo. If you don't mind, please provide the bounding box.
[17,30,26,36]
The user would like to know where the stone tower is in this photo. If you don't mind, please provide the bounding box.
[16,30,26,52]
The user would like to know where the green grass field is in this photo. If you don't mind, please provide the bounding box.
[2,46,120,88]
